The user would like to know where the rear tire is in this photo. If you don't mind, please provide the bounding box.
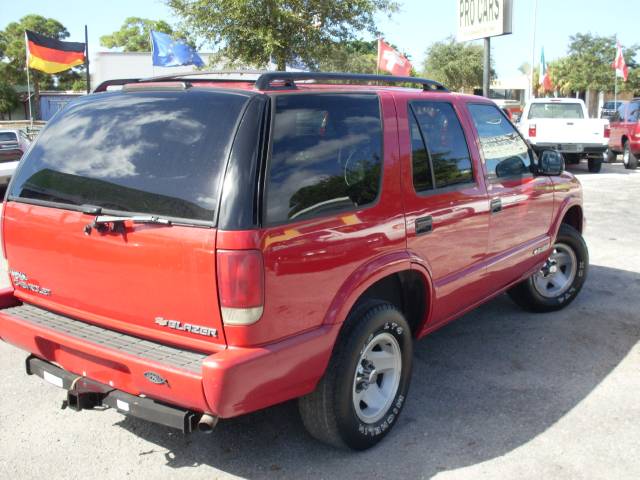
[605,148,617,163]
[623,141,638,169]
[298,301,413,450]
[508,224,588,313]
[587,158,602,173]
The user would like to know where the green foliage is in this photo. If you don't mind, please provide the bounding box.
[56,67,87,91]
[168,0,399,70]
[550,33,639,94]
[0,80,19,116]
[422,36,492,92]
[100,17,174,52]
[316,40,378,73]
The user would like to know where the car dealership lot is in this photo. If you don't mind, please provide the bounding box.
[0,162,639,480]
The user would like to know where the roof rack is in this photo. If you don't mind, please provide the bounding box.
[254,72,448,92]
[93,71,448,93]
[93,70,265,93]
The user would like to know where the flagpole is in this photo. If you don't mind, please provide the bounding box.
[529,0,538,100]
[24,32,33,128]
[84,25,91,93]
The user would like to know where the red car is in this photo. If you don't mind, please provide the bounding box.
[607,98,640,169]
[0,72,588,450]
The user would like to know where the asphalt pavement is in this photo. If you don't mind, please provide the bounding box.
[0,160,638,479]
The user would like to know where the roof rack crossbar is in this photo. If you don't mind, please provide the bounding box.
[254,72,448,92]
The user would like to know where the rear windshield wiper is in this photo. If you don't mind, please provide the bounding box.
[84,214,172,235]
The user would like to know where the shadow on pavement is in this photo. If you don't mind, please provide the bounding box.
[567,161,638,175]
[115,264,640,479]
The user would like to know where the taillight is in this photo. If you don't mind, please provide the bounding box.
[528,124,537,138]
[604,125,611,138]
[217,250,264,325]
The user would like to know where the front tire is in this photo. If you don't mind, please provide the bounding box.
[623,141,638,169]
[605,148,617,163]
[508,224,588,312]
[587,158,602,173]
[298,301,413,450]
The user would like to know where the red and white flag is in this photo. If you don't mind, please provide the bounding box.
[613,42,628,82]
[377,39,412,76]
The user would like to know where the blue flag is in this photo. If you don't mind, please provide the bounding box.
[150,31,204,67]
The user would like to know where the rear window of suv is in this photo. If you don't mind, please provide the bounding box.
[0,132,18,143]
[9,89,252,223]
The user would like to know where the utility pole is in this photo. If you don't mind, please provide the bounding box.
[84,25,91,93]
[529,0,538,100]
[483,37,491,97]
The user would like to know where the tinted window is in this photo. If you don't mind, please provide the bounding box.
[626,102,640,122]
[411,102,473,188]
[266,94,382,224]
[468,103,531,179]
[10,90,252,222]
[409,111,433,192]
[528,102,584,119]
[0,132,17,142]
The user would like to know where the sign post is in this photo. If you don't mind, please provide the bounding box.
[457,0,513,97]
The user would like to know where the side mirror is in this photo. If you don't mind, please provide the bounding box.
[538,150,565,176]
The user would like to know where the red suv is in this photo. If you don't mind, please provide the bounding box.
[0,72,588,450]
[607,98,640,169]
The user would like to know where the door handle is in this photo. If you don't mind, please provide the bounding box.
[490,198,502,214]
[415,216,433,235]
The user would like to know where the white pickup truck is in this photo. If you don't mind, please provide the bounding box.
[518,98,609,173]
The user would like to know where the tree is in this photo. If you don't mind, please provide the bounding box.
[422,36,493,92]
[316,40,378,73]
[0,81,19,119]
[518,62,531,75]
[551,33,639,94]
[100,17,174,52]
[168,0,399,71]
[0,15,73,118]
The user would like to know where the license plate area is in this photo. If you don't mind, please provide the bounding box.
[560,144,583,153]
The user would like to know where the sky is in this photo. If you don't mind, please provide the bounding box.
[1,0,638,79]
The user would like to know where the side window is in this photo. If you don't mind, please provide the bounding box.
[411,102,473,189]
[617,102,627,121]
[468,103,532,180]
[627,102,640,122]
[409,110,433,192]
[266,94,383,224]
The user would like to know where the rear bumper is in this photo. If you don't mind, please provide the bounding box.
[532,143,608,155]
[0,289,339,420]
[26,355,200,433]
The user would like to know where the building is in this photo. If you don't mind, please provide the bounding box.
[91,51,217,90]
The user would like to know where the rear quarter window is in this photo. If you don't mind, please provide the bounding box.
[9,90,252,223]
[265,93,383,224]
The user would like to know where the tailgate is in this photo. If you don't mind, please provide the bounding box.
[3,201,226,350]
[534,119,607,145]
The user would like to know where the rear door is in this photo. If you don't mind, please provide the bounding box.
[466,102,554,288]
[3,88,257,350]
[400,99,490,327]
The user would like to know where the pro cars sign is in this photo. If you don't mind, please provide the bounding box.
[457,0,513,42]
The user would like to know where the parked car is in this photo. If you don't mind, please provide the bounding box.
[606,98,639,169]
[518,98,609,173]
[0,72,588,450]
[600,100,626,120]
[0,128,30,186]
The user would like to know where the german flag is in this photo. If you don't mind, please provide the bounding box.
[26,30,86,74]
